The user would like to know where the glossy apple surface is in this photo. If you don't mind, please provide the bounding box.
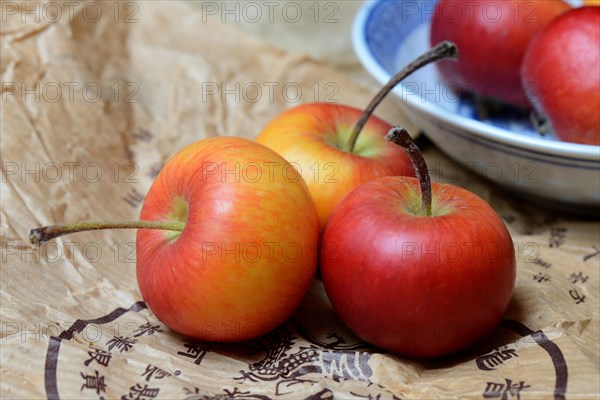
[320,176,516,358]
[521,6,600,145]
[256,103,414,228]
[431,0,570,107]
[136,137,319,342]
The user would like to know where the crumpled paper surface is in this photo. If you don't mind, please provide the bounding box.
[1,1,598,399]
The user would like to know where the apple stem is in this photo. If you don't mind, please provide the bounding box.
[29,220,185,246]
[347,41,458,153]
[385,127,432,217]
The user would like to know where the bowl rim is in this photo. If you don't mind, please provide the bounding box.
[352,0,600,162]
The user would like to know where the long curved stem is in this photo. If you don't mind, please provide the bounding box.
[385,127,432,216]
[30,220,185,246]
[347,41,458,153]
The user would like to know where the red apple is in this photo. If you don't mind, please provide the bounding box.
[431,0,571,107]
[320,128,516,358]
[30,137,320,342]
[521,6,600,146]
[257,42,458,229]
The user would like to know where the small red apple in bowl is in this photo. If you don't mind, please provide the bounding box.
[257,42,458,228]
[430,0,571,107]
[521,6,600,146]
[30,137,320,342]
[320,128,516,358]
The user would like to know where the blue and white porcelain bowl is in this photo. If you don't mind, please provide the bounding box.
[353,0,599,210]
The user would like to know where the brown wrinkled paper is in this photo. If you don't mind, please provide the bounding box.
[1,1,598,399]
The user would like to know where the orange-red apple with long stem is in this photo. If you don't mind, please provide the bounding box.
[257,42,458,228]
[30,137,320,342]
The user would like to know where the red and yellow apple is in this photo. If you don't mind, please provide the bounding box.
[256,103,414,228]
[257,42,458,228]
[31,137,320,342]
